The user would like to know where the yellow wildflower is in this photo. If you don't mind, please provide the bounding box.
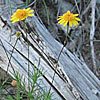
[57,10,81,27]
[11,8,34,23]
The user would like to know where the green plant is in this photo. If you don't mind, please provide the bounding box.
[5,65,53,100]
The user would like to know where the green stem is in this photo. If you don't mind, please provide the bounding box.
[7,0,12,15]
[25,0,29,6]
[23,20,30,91]
[8,0,13,40]
[64,25,69,46]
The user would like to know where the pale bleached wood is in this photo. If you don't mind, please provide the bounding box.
[0,17,76,100]
[90,0,97,73]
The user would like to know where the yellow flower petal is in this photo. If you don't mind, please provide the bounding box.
[29,10,34,13]
[11,13,16,18]
[67,10,70,14]
[16,9,21,12]
[12,19,19,23]
[28,14,34,16]
[57,17,62,20]
[64,21,68,26]
[10,8,34,23]
[58,20,64,24]
[74,14,79,16]
[69,21,73,27]
[75,17,81,21]
[11,17,18,21]
[57,10,81,27]
[73,21,79,26]
[26,7,31,11]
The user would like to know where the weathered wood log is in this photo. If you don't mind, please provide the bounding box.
[0,0,100,100]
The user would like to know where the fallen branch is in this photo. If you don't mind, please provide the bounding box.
[90,0,97,73]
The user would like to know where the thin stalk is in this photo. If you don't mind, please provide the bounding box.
[47,26,69,97]
[7,0,12,15]
[7,0,13,40]
[7,38,18,74]
[42,0,50,25]
[23,20,30,90]
[28,40,30,91]
[25,0,29,6]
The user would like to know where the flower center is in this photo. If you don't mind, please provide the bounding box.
[65,14,75,21]
[16,10,27,19]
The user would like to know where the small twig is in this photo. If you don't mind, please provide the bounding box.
[24,0,37,8]
[74,0,80,14]
[93,40,100,42]
[90,0,97,73]
[82,1,91,16]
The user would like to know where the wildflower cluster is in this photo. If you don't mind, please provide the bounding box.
[10,6,81,100]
